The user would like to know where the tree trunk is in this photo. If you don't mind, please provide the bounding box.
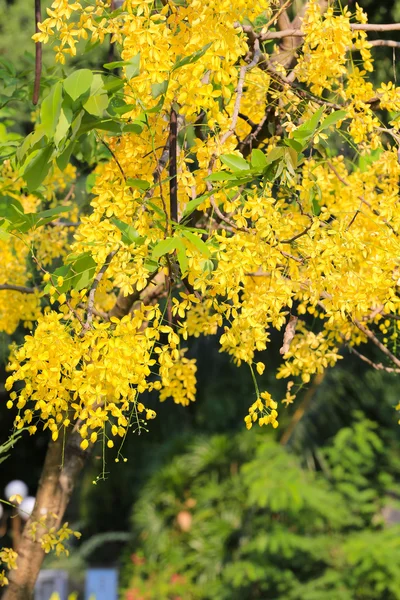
[3,430,88,600]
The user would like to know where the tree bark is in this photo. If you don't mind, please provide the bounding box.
[3,430,88,600]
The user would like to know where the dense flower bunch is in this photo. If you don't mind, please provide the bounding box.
[0,549,18,587]
[3,0,400,449]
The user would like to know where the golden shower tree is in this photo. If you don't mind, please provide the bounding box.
[2,0,400,596]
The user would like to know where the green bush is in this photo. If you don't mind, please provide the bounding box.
[122,417,400,599]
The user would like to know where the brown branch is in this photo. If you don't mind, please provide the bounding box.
[348,344,400,373]
[368,40,400,49]
[279,223,313,244]
[259,22,400,41]
[280,315,298,355]
[219,39,261,148]
[353,319,400,369]
[108,269,161,320]
[351,23,400,32]
[81,249,118,333]
[0,284,36,294]
[33,0,42,105]
[266,0,293,31]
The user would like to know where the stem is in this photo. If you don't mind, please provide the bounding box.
[169,108,178,223]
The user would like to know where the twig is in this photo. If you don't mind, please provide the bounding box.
[353,318,400,369]
[169,107,178,223]
[351,23,400,32]
[33,0,42,105]
[279,223,312,244]
[219,39,261,148]
[206,40,261,232]
[98,137,126,182]
[257,22,400,41]
[348,344,400,373]
[367,40,400,49]
[238,112,257,129]
[82,250,118,333]
[264,0,293,31]
[327,161,398,236]
[0,284,36,294]
[209,195,248,233]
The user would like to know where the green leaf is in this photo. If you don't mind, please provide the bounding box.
[181,195,208,219]
[126,53,141,80]
[17,129,46,164]
[126,178,150,191]
[83,94,109,117]
[63,69,93,101]
[83,74,109,117]
[358,148,383,173]
[45,253,97,294]
[0,224,11,241]
[102,77,125,94]
[40,82,63,138]
[23,145,54,192]
[220,154,249,172]
[151,80,169,99]
[152,237,177,260]
[181,230,210,257]
[175,237,188,276]
[144,95,165,114]
[0,196,25,224]
[172,43,213,71]
[292,106,325,143]
[112,218,146,246]
[284,138,303,153]
[70,252,97,291]
[122,122,144,134]
[54,103,72,147]
[320,110,347,131]
[250,149,267,170]
[147,201,166,219]
[31,205,72,229]
[205,171,239,182]
[0,196,70,233]
[86,172,97,193]
[312,197,321,216]
[143,258,159,272]
[103,60,128,70]
[265,147,285,164]
[56,141,75,171]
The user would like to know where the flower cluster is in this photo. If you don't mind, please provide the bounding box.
[244,392,279,430]
[28,517,81,556]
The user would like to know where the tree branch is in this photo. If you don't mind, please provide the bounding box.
[81,249,118,333]
[353,319,400,369]
[0,284,36,294]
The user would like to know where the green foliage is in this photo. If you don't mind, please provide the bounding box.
[123,418,400,599]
